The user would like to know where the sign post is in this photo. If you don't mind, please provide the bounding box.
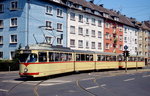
[123,45,129,73]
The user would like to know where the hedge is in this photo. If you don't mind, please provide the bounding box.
[0,59,19,71]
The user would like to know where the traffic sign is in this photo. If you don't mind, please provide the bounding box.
[124,45,128,50]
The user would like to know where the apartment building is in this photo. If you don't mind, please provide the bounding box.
[0,0,67,59]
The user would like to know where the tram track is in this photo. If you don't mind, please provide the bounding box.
[76,78,98,96]
[33,80,46,96]
[7,80,27,96]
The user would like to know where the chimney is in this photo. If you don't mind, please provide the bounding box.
[99,4,103,7]
[89,0,94,3]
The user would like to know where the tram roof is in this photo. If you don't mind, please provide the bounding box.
[21,44,120,55]
[21,44,73,52]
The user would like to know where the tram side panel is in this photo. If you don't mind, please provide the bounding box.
[119,57,145,68]
[74,53,95,71]
[96,55,119,70]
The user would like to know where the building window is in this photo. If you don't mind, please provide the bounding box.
[98,42,102,49]
[10,35,17,43]
[139,44,142,48]
[91,18,95,25]
[91,42,95,49]
[98,31,102,38]
[78,40,83,48]
[0,20,3,28]
[0,4,4,13]
[135,39,137,44]
[10,1,18,10]
[86,29,89,36]
[86,41,89,49]
[119,35,123,41]
[98,20,102,27]
[79,14,83,23]
[57,8,63,17]
[70,12,75,21]
[91,30,95,37]
[46,6,53,14]
[70,39,75,47]
[105,22,109,28]
[0,36,3,44]
[70,26,75,34]
[57,38,62,45]
[0,52,3,59]
[57,23,63,31]
[106,43,109,49]
[119,45,123,50]
[105,32,109,39]
[86,17,89,24]
[10,51,15,60]
[45,36,51,44]
[10,18,17,27]
[78,27,83,35]
[46,21,52,29]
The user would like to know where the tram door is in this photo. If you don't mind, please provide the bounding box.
[145,58,148,65]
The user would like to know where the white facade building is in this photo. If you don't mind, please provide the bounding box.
[123,25,138,55]
[67,9,104,52]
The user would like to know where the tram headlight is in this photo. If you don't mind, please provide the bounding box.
[24,68,28,73]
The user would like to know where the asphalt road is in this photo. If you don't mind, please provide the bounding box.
[0,68,150,96]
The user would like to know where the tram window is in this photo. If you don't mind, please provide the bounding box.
[101,55,106,61]
[117,56,122,61]
[112,56,116,61]
[89,55,93,61]
[134,57,137,61]
[27,54,37,63]
[81,54,85,61]
[19,53,37,63]
[68,53,72,61]
[97,55,101,61]
[141,57,144,61]
[106,56,110,61]
[86,55,90,61]
[49,52,55,62]
[60,53,67,61]
[129,57,132,61]
[55,53,60,61]
[39,52,47,62]
[76,54,80,61]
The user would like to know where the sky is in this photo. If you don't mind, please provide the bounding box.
[88,0,150,21]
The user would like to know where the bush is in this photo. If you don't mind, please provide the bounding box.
[0,59,19,71]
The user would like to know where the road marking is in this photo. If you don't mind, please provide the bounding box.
[100,84,106,87]
[86,86,99,90]
[124,78,135,82]
[81,78,94,81]
[40,80,71,86]
[0,89,8,92]
[2,80,22,83]
[142,75,150,78]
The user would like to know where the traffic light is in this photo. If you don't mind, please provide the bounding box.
[123,51,130,57]
[126,51,130,57]
[123,51,126,57]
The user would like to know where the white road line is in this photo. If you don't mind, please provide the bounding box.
[124,78,135,82]
[100,84,106,87]
[86,86,99,90]
[0,89,8,92]
[142,75,150,78]
[81,78,94,81]
[2,80,22,83]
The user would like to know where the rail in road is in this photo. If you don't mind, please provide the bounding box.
[0,68,150,96]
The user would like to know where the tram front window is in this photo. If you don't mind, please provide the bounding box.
[19,53,37,63]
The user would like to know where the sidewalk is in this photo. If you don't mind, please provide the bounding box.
[0,71,18,74]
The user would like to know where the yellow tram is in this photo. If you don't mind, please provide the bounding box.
[18,44,145,77]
